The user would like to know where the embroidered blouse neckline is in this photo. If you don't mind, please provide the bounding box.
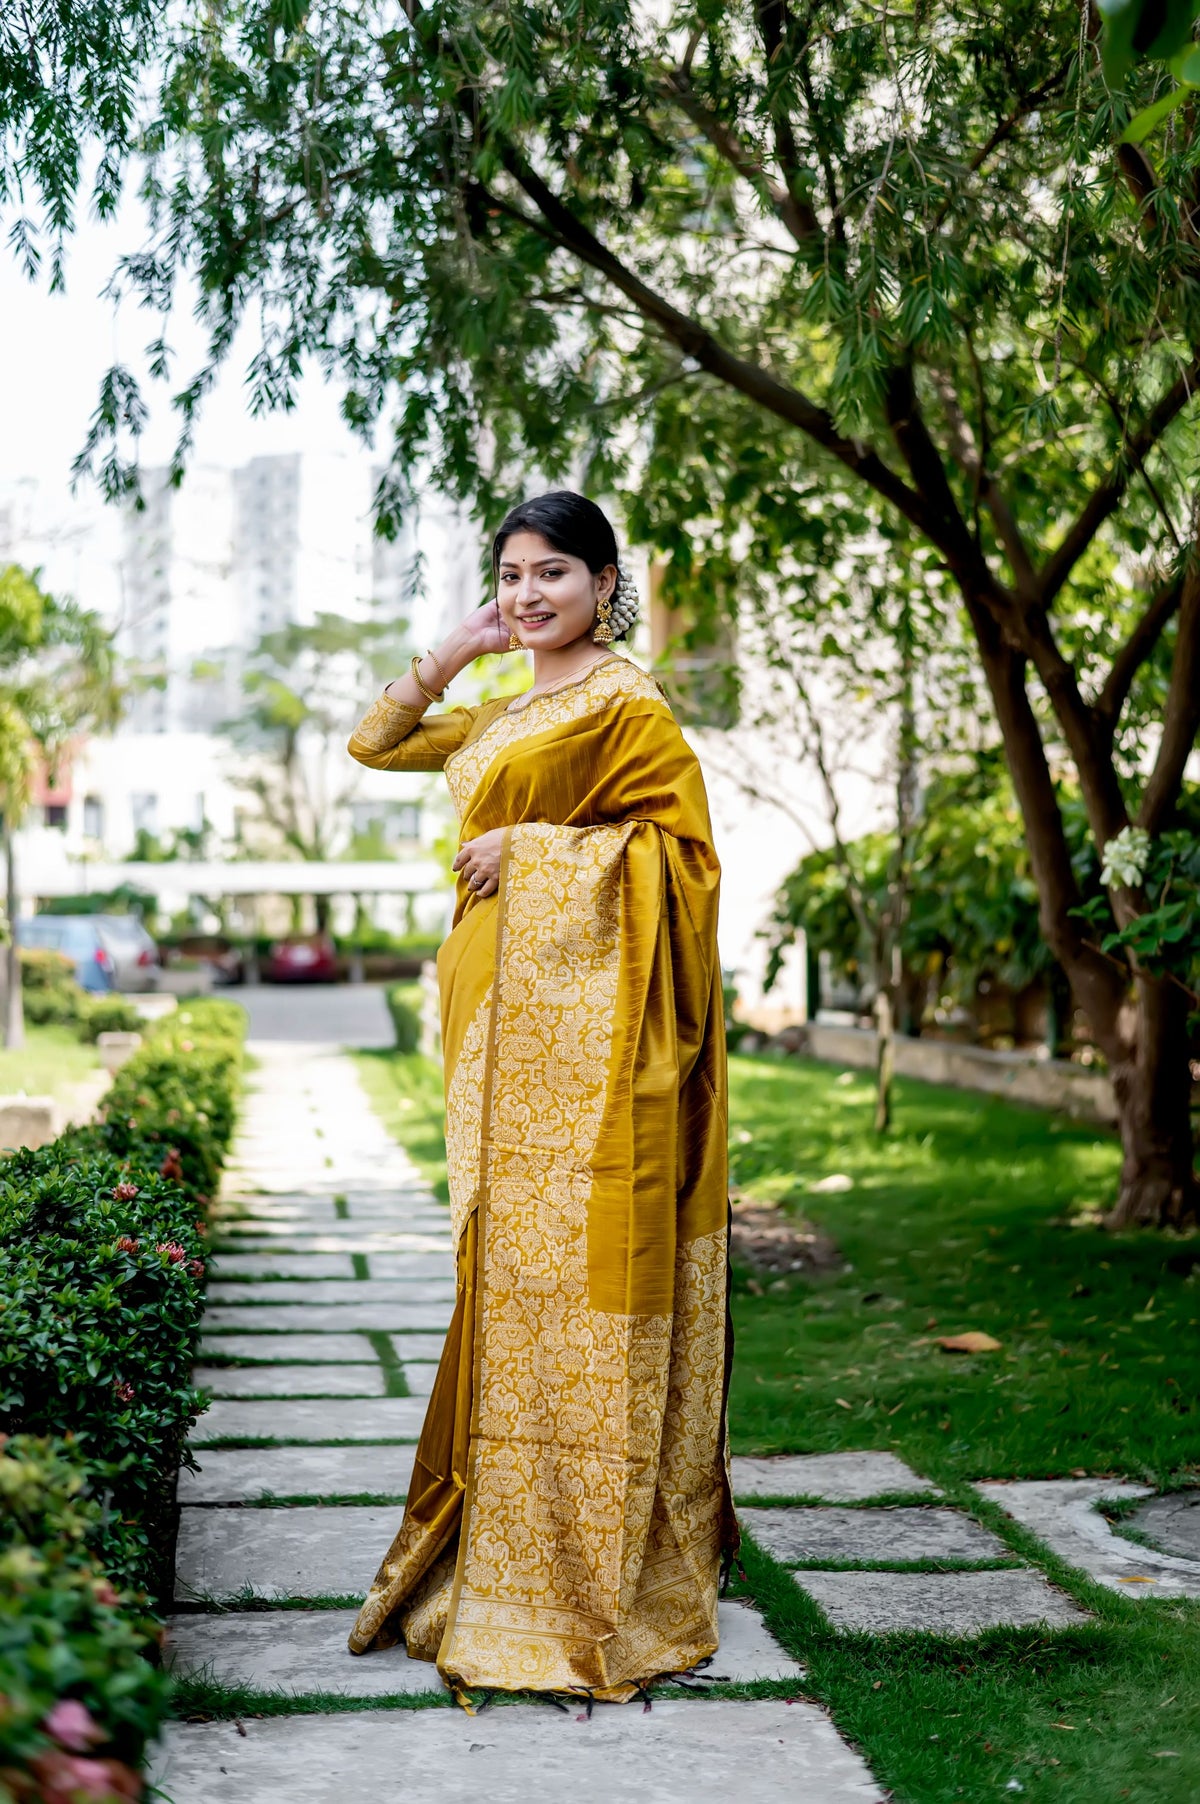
[504,653,621,715]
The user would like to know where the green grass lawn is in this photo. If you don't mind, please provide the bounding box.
[726,1057,1197,1488]
[357,1043,1200,1802]
[0,1022,101,1099]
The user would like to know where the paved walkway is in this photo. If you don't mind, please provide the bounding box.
[153,994,1185,1800]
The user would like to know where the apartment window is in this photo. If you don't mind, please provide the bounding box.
[130,792,158,836]
[83,795,105,840]
[44,804,68,830]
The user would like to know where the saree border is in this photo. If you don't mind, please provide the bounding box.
[437,823,515,1682]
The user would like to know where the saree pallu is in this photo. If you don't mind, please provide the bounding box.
[344,654,736,1698]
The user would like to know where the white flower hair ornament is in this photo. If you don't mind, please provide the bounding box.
[593,562,641,643]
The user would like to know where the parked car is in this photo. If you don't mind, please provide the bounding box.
[168,935,246,986]
[265,933,337,983]
[18,913,159,992]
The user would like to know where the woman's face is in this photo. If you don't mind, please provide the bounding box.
[496,531,617,650]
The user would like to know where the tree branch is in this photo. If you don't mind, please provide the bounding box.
[959,591,1132,1053]
[1040,358,1200,607]
[928,365,1038,595]
[1095,572,1184,734]
[485,158,943,543]
[882,361,997,594]
[659,66,821,249]
[1139,554,1200,833]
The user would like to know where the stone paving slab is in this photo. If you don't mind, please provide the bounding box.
[401,1363,437,1395]
[201,1303,452,1335]
[163,1597,800,1699]
[206,1279,456,1306]
[743,1506,1007,1565]
[178,1443,416,1504]
[198,1332,382,1363]
[175,1505,402,1600]
[731,1452,937,1501]
[209,1253,356,1280]
[193,1365,387,1399]
[199,1330,448,1362]
[165,1609,443,1697]
[1130,1489,1200,1560]
[190,1398,427,1446]
[975,1478,1200,1598]
[223,1201,447,1229]
[216,1225,454,1252]
[793,1567,1090,1634]
[370,1252,459,1279]
[150,1700,883,1803]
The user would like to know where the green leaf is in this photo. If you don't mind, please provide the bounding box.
[1120,80,1193,142]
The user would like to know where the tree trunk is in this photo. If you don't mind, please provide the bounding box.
[3,824,24,1051]
[1105,977,1198,1230]
[874,986,894,1134]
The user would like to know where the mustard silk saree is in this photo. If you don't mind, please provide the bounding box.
[344,653,736,1699]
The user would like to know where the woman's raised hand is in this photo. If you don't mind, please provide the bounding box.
[452,826,507,898]
[458,599,514,659]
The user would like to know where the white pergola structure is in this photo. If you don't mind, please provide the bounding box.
[28,859,444,901]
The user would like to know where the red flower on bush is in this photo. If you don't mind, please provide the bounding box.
[114,1236,140,1255]
[93,1577,121,1607]
[187,1258,205,1279]
[113,1381,136,1404]
[31,1750,142,1802]
[155,1242,186,1264]
[43,1699,104,1753]
[159,1148,184,1182]
[111,1182,140,1202]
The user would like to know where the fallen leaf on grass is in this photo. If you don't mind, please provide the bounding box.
[1049,1721,1076,1730]
[835,1397,853,1409]
[810,1172,854,1193]
[938,1332,1002,1354]
[1151,1751,1180,1758]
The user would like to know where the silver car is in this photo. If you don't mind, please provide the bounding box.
[19,913,160,992]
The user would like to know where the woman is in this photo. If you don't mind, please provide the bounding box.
[345,491,736,1705]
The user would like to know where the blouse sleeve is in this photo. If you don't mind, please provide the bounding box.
[347,691,479,772]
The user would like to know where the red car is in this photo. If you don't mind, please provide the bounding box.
[265,933,338,983]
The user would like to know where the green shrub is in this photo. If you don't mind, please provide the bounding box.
[0,1143,208,1600]
[338,928,442,959]
[89,999,246,1204]
[385,984,422,1054]
[77,998,144,1042]
[0,997,247,1798]
[0,1435,169,1803]
[0,998,246,1597]
[18,950,85,1028]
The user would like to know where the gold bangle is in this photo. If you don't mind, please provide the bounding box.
[410,652,444,703]
[423,647,450,693]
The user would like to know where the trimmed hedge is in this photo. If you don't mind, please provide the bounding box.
[385,983,422,1055]
[0,1436,167,1804]
[0,999,245,1800]
[0,1145,208,1601]
[73,1001,245,1205]
[18,951,143,1041]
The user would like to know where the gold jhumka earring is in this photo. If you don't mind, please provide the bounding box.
[508,631,520,650]
[592,592,615,644]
